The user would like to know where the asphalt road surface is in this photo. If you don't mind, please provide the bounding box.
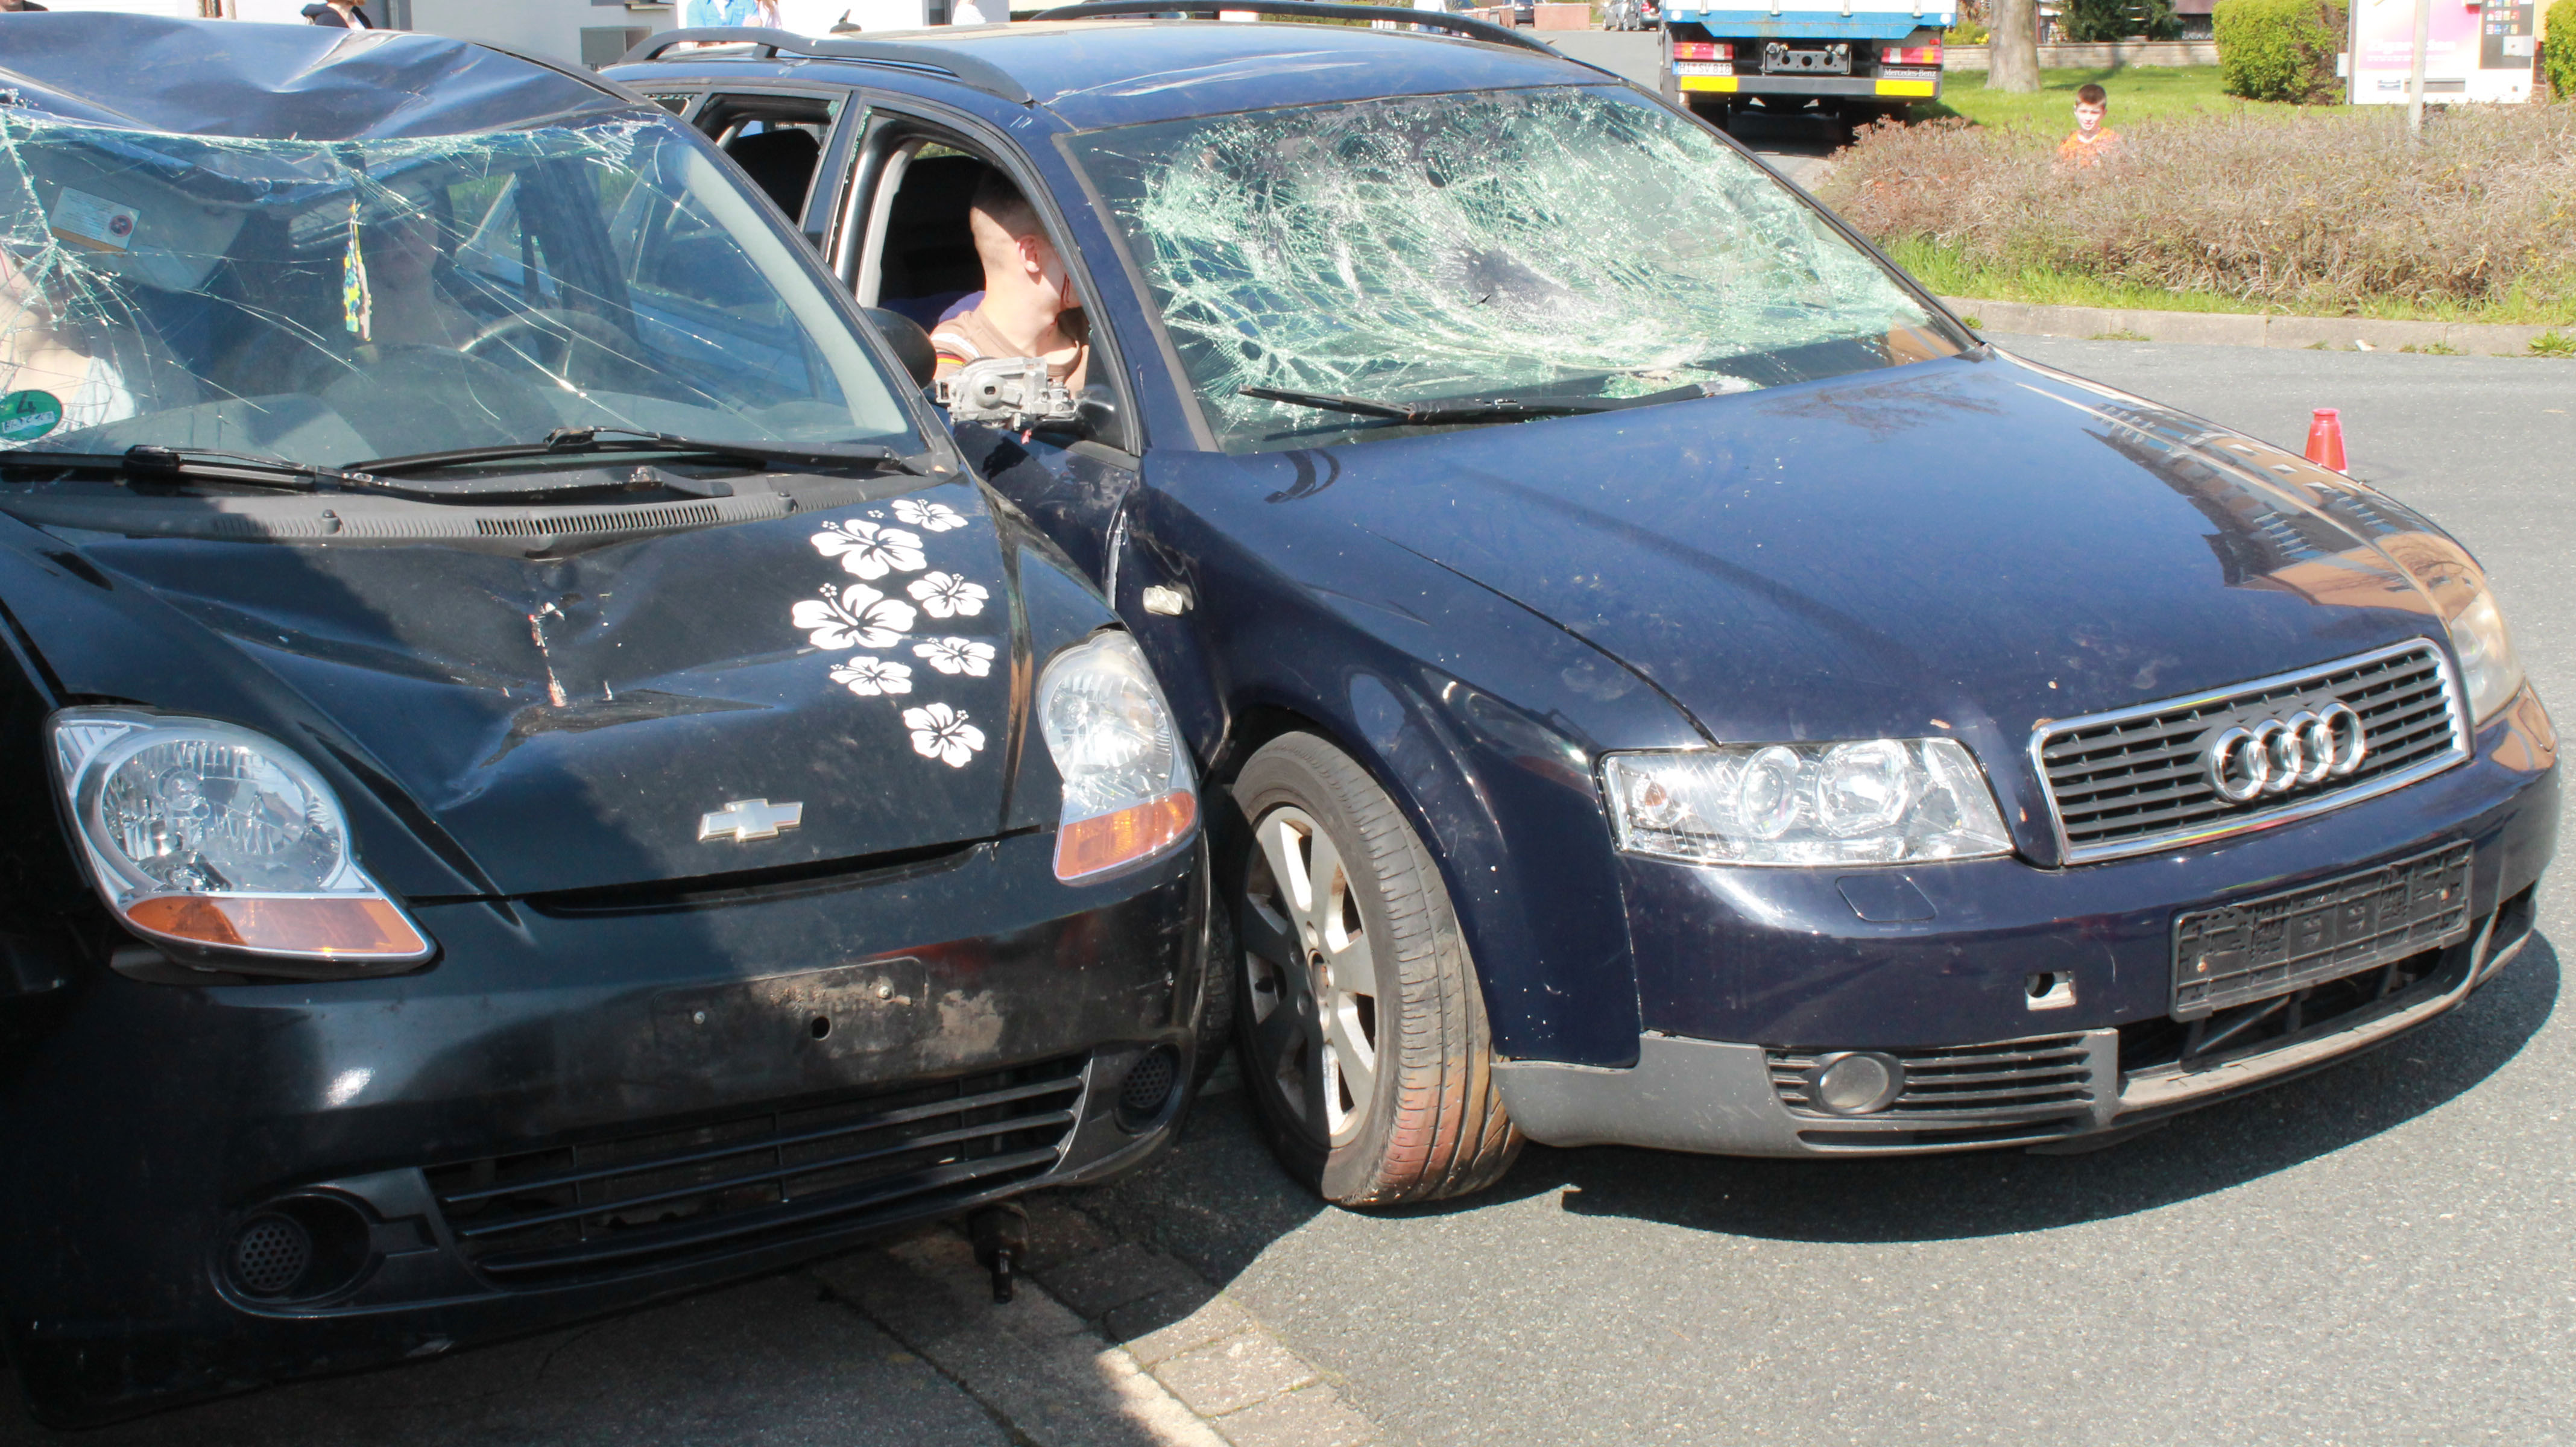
[8,341,2570,1445]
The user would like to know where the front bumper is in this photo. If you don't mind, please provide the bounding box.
[1495,689,2556,1156]
[0,830,1208,1426]
[1497,884,2537,1155]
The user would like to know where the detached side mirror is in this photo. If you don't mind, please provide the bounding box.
[1075,384,1132,453]
[861,307,938,391]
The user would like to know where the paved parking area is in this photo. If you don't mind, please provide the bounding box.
[7,342,2566,1445]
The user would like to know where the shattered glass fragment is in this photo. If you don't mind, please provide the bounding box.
[1069,86,1958,452]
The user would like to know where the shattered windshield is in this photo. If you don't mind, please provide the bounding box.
[1067,86,1960,453]
[0,111,914,465]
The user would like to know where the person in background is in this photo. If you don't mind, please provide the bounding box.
[0,1,53,13]
[2057,83,2118,166]
[682,0,783,26]
[931,172,1087,394]
[301,1,374,25]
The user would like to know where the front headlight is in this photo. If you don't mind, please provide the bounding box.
[2444,584,2525,725]
[1038,632,1198,883]
[1603,738,2012,867]
[48,708,432,966]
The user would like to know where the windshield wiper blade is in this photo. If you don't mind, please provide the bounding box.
[0,446,418,494]
[354,427,932,478]
[1240,380,1731,426]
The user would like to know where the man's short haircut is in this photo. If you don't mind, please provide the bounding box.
[970,169,1042,242]
[2076,83,2108,106]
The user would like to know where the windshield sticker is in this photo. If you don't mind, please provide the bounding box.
[789,506,997,769]
[0,389,63,443]
[46,187,137,254]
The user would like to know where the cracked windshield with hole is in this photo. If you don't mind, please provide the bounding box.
[0,113,914,464]
[1070,85,1960,453]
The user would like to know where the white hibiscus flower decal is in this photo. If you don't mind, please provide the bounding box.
[792,584,918,651]
[906,572,990,620]
[892,497,968,533]
[914,637,997,677]
[903,702,986,768]
[810,520,927,580]
[829,656,914,697]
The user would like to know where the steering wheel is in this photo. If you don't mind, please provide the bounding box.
[464,308,657,392]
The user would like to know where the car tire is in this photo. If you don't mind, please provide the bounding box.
[1227,733,1521,1206]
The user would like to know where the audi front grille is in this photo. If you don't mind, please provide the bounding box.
[2031,640,2470,865]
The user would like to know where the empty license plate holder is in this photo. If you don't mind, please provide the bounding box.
[2170,842,2473,1020]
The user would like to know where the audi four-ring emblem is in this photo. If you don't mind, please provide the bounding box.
[2203,704,2367,803]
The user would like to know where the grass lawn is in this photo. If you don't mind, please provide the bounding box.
[1906,65,2347,132]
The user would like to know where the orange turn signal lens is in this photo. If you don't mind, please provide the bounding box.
[124,895,431,960]
[1053,791,1199,883]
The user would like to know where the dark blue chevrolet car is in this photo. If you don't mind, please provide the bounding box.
[621,4,2557,1206]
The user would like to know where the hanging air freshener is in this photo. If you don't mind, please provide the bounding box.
[341,196,373,342]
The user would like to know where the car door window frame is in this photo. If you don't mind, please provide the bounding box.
[830,96,1146,460]
[692,84,860,248]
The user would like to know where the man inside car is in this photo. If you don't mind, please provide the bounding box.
[929,171,1090,392]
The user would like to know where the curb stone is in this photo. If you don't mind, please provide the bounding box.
[815,1209,1381,1447]
[1942,297,2569,358]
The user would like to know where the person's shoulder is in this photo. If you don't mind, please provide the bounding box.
[929,315,983,371]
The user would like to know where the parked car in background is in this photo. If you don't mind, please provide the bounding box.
[0,15,1211,1424]
[616,0,2555,1214]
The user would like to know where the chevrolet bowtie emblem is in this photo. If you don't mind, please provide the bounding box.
[698,798,804,843]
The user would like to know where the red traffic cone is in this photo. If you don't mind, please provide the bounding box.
[2305,408,2347,472]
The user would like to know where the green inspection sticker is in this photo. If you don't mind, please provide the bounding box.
[1,390,65,444]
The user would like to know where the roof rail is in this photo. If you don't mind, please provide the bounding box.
[614,27,1037,105]
[1027,1,1558,56]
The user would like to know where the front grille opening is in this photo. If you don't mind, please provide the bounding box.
[425,1056,1084,1283]
[1769,1034,2100,1126]
[2038,643,2466,862]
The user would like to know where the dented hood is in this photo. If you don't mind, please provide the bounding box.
[1301,353,2448,752]
[40,485,1024,897]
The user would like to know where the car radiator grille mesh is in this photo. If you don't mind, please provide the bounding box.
[2033,642,2467,864]
[425,1056,1085,1281]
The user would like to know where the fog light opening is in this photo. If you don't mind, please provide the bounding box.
[1810,1051,1905,1116]
[221,1194,374,1304]
[1115,1047,1181,1132]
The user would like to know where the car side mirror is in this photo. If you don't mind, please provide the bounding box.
[861,307,938,391]
[1075,384,1131,452]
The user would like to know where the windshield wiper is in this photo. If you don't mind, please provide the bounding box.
[353,427,933,478]
[0,446,449,497]
[1240,380,1730,426]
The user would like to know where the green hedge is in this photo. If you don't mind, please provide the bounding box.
[2546,0,2576,99]
[2214,0,2348,102]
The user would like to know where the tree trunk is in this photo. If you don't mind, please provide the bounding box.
[1986,0,2042,90]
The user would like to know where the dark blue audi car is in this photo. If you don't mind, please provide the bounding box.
[617,5,2555,1205]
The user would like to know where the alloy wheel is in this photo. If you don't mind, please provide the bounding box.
[1240,804,1380,1146]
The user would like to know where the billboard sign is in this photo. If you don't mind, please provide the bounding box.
[2349,0,2539,104]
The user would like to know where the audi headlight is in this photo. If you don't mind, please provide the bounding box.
[2444,584,2524,725]
[1038,632,1198,883]
[1603,739,2012,867]
[48,708,432,966]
